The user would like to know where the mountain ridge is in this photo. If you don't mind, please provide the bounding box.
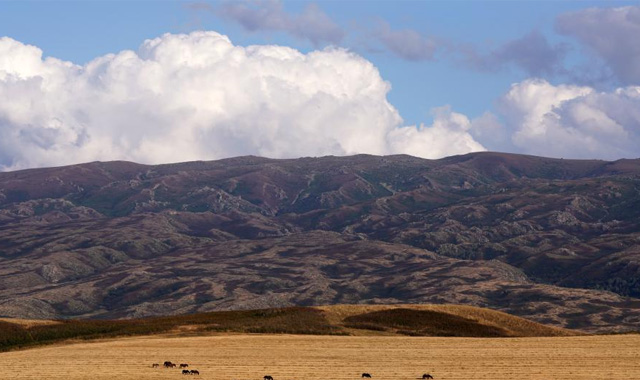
[1,152,639,333]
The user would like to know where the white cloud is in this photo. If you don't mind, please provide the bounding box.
[388,106,485,158]
[498,79,640,159]
[0,31,485,170]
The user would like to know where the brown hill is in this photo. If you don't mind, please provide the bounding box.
[0,304,576,352]
[319,304,575,337]
[1,152,640,333]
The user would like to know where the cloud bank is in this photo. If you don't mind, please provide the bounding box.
[0,32,485,170]
[490,79,640,160]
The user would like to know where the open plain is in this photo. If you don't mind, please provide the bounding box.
[1,334,639,380]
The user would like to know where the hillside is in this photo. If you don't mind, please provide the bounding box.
[1,152,640,332]
[0,304,576,352]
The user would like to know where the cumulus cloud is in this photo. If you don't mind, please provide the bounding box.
[216,0,344,46]
[462,31,568,77]
[556,6,640,85]
[498,79,640,159]
[374,21,438,61]
[0,32,485,170]
[388,107,485,158]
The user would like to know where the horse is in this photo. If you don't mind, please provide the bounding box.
[182,369,191,375]
[163,361,174,368]
[152,363,159,368]
[180,364,189,368]
[362,373,372,378]
[191,370,200,375]
[422,374,434,379]
[264,375,274,380]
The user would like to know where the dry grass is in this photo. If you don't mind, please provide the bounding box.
[1,334,638,380]
[318,304,577,337]
[0,318,61,328]
[0,307,343,352]
[0,304,576,352]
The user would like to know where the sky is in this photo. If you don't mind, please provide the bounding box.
[1,0,640,170]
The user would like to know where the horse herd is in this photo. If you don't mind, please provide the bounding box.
[362,374,433,379]
[149,365,434,379]
[151,361,200,375]
[264,375,433,380]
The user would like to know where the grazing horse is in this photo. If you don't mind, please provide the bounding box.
[191,370,200,375]
[422,374,433,379]
[152,363,159,368]
[362,373,372,378]
[183,369,191,375]
[264,375,274,380]
[180,364,189,368]
[163,361,174,368]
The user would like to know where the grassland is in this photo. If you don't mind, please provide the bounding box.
[0,305,575,352]
[0,307,340,352]
[1,334,639,380]
[318,304,576,337]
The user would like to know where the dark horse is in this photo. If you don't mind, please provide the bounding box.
[422,374,433,379]
[152,363,159,368]
[183,369,191,375]
[362,374,372,378]
[264,375,274,380]
[164,361,175,368]
[180,364,189,368]
[191,370,200,375]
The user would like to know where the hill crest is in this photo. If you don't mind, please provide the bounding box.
[0,304,577,352]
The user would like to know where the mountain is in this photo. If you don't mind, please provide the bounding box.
[1,152,639,333]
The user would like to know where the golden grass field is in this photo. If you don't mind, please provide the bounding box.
[1,334,639,380]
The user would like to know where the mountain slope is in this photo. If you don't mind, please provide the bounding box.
[1,152,640,332]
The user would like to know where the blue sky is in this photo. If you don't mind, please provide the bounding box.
[1,0,624,122]
[1,1,640,169]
